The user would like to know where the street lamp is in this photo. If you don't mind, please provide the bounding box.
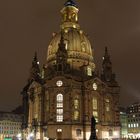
[17,133,22,140]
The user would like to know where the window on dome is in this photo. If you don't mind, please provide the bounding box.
[72,13,76,21]
[82,46,86,52]
[87,67,92,76]
[81,42,86,52]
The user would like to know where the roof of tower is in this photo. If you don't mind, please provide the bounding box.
[103,46,112,64]
[64,0,77,7]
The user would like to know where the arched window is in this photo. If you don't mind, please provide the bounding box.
[92,98,97,110]
[74,111,79,121]
[81,42,86,52]
[56,94,63,122]
[74,99,79,109]
[73,96,80,121]
[105,98,110,112]
[92,97,98,122]
[57,94,63,102]
[87,67,92,76]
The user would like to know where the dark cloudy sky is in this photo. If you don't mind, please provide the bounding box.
[0,0,140,111]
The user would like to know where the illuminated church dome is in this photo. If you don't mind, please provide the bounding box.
[46,0,95,70]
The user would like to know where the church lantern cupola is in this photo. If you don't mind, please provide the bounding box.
[61,0,79,29]
[46,0,95,72]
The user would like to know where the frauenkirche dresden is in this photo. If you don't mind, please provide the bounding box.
[21,0,120,139]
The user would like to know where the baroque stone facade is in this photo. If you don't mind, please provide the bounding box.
[21,0,120,139]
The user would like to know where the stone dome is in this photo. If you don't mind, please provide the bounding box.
[46,0,95,70]
[47,28,93,63]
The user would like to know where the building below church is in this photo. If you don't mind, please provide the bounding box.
[0,111,22,140]
[21,0,120,139]
[127,102,140,139]
[120,107,128,139]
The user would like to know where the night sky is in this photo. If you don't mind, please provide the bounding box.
[0,0,140,111]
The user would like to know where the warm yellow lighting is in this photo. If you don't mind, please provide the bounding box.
[113,131,120,137]
[74,110,79,120]
[73,25,76,28]
[36,132,40,139]
[102,131,109,138]
[74,99,79,109]
[64,29,68,33]
[85,131,90,140]
[57,129,62,132]
[80,30,83,34]
[87,67,92,76]
[93,83,97,90]
[56,80,63,87]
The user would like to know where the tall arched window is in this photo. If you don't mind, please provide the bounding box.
[74,99,79,109]
[92,98,97,110]
[105,98,110,112]
[92,97,98,122]
[56,94,63,122]
[74,111,79,120]
[73,97,80,121]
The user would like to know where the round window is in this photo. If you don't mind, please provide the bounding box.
[56,80,63,87]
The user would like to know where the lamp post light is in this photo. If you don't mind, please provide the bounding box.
[17,133,22,140]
